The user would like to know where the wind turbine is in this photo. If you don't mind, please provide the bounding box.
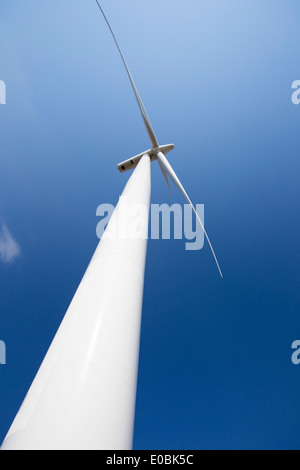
[96,2,222,279]
[1,2,222,451]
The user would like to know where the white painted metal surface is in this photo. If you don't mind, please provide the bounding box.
[1,155,151,451]
[117,144,174,173]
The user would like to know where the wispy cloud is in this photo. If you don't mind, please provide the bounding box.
[0,225,21,265]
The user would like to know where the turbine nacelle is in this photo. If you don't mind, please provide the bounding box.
[117,144,175,173]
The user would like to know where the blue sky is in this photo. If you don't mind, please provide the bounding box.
[0,0,300,450]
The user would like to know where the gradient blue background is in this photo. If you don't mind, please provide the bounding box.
[0,0,300,450]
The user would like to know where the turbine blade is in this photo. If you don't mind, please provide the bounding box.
[156,152,223,278]
[95,1,159,149]
[158,159,173,205]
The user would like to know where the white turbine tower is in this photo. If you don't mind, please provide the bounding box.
[1,2,222,451]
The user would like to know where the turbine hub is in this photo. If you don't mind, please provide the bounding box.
[117,144,175,173]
